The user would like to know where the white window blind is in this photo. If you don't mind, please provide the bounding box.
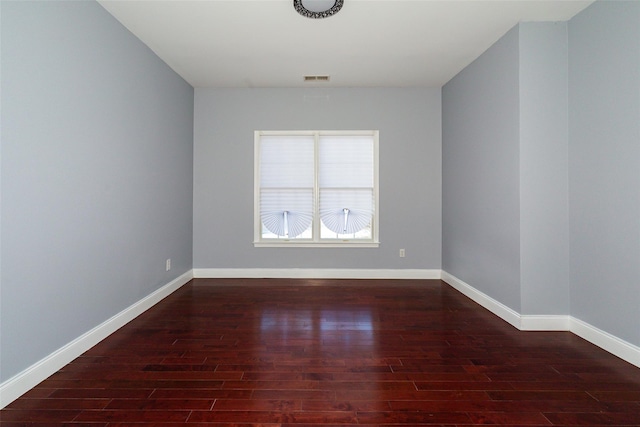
[259,135,314,238]
[255,131,378,246]
[319,135,374,238]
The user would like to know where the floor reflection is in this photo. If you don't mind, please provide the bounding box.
[260,307,375,354]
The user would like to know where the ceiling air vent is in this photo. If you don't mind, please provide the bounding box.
[304,75,330,82]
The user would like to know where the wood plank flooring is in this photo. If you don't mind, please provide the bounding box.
[3,278,640,426]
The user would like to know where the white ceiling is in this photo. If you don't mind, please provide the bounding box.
[97,0,593,88]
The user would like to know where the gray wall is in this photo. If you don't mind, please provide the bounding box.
[1,1,194,381]
[193,88,441,270]
[519,22,570,315]
[568,1,640,345]
[443,0,639,348]
[442,26,522,311]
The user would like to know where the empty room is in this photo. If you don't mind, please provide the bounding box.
[1,0,639,425]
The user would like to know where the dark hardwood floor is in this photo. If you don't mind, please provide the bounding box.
[3,278,640,426]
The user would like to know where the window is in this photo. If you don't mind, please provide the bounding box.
[254,130,379,247]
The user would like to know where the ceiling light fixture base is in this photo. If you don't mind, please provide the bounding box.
[294,0,343,19]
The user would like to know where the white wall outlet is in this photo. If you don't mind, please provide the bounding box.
[166,258,171,271]
[399,249,405,258]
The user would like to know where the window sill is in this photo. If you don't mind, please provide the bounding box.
[253,241,380,248]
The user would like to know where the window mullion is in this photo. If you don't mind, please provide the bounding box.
[313,132,321,242]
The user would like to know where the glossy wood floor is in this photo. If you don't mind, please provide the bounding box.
[3,279,640,426]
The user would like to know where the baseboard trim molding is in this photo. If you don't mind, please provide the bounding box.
[440,270,521,329]
[441,270,640,368]
[193,268,441,280]
[0,270,194,409]
[520,315,571,331]
[570,317,640,368]
[4,268,638,409]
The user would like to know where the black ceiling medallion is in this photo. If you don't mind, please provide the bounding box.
[294,0,344,19]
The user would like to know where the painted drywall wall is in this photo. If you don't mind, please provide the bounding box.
[519,22,570,315]
[442,26,522,311]
[193,88,441,270]
[568,1,640,346]
[443,0,639,346]
[1,1,194,382]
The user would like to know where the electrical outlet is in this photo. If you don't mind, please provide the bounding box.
[399,249,405,258]
[166,258,171,271]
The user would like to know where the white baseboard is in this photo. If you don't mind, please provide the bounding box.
[440,270,522,329]
[3,268,638,410]
[441,270,640,369]
[193,268,441,280]
[520,315,571,331]
[0,270,193,409]
[570,317,640,368]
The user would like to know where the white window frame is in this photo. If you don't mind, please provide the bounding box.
[254,130,379,248]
